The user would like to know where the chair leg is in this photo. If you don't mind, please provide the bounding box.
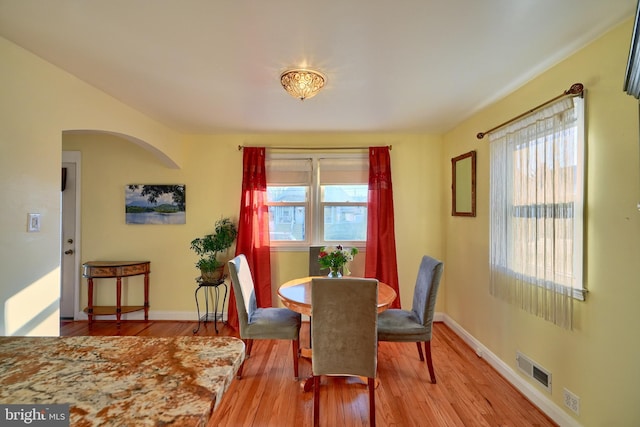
[416,342,425,361]
[236,360,245,379]
[236,339,253,379]
[313,375,321,427]
[368,377,376,427]
[425,341,436,384]
[292,339,300,380]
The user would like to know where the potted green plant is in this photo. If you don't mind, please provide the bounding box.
[190,217,238,282]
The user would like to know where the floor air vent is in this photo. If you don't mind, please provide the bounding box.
[516,351,552,393]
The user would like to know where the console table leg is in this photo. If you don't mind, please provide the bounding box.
[143,272,149,321]
[116,277,122,326]
[87,278,94,325]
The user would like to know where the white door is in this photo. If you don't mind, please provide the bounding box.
[61,152,81,319]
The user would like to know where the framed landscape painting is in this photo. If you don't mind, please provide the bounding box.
[125,184,186,224]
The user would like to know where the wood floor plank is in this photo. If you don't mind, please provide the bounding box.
[60,320,557,427]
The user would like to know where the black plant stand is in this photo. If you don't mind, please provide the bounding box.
[193,276,227,334]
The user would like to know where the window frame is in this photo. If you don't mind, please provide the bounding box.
[266,152,368,251]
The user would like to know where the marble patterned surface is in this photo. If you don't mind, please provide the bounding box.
[0,336,245,426]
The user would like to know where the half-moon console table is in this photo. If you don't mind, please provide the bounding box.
[82,261,150,325]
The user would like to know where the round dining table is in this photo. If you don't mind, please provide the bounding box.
[277,276,397,391]
[278,276,397,317]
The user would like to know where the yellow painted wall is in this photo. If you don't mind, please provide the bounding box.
[0,36,182,335]
[443,19,640,426]
[63,133,445,314]
[5,15,640,426]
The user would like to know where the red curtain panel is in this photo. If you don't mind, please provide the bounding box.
[364,146,401,308]
[227,147,272,330]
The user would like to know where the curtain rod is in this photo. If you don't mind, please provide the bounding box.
[476,83,584,140]
[238,145,392,151]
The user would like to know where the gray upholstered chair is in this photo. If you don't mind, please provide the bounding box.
[309,246,324,276]
[311,278,378,427]
[377,255,444,383]
[228,254,301,379]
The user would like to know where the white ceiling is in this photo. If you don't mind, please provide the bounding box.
[0,0,636,134]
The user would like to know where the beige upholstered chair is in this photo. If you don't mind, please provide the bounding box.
[377,255,444,383]
[228,254,301,379]
[311,278,378,427]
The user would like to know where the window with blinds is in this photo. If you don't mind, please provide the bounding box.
[266,154,368,247]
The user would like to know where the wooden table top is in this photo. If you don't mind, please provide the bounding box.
[278,276,397,317]
[82,260,150,278]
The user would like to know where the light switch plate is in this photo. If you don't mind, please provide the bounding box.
[27,213,41,232]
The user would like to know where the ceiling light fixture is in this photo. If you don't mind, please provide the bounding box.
[280,68,326,100]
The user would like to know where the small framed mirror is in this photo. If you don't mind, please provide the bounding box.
[451,150,476,217]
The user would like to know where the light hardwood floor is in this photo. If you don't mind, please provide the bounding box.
[61,320,557,427]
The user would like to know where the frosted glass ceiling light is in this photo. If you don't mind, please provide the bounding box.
[280,68,326,100]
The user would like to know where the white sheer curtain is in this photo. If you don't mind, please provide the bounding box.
[489,96,584,329]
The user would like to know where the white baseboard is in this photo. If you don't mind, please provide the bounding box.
[439,313,582,427]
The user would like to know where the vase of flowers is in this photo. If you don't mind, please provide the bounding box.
[317,245,359,278]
